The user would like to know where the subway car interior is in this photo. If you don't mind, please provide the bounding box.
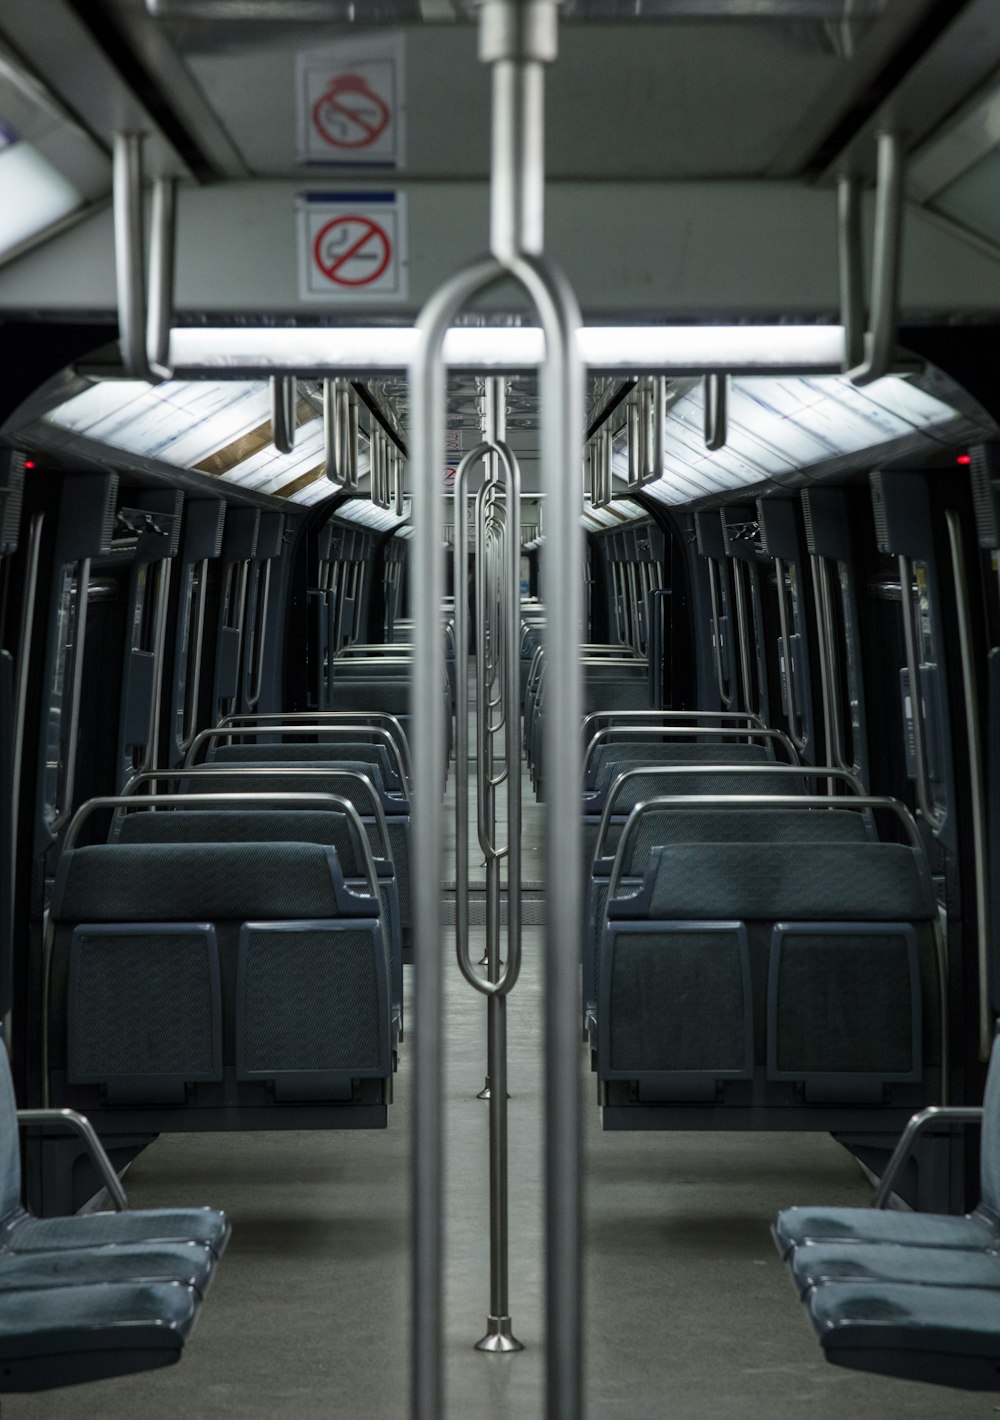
[5,0,1000,1415]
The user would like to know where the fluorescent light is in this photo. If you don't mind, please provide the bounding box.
[168,325,848,375]
[644,372,967,506]
[0,139,82,256]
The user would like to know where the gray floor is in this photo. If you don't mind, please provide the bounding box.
[7,756,997,1419]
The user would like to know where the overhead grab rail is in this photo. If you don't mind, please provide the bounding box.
[324,379,359,488]
[113,134,154,383]
[409,0,583,1413]
[271,376,297,455]
[838,132,905,387]
[112,134,177,382]
[703,372,727,452]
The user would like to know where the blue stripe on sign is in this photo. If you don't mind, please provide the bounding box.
[305,162,398,172]
[304,191,397,204]
[0,119,19,150]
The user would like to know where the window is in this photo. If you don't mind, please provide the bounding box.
[44,562,84,827]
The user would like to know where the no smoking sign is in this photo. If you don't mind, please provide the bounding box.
[297,34,405,168]
[298,193,408,302]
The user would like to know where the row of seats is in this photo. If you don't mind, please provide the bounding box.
[46,711,416,1134]
[576,709,942,1122]
[0,1039,229,1390]
[523,636,653,796]
[772,1029,1000,1389]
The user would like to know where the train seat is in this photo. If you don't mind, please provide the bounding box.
[584,803,871,1029]
[0,1045,228,1392]
[770,1029,1000,1388]
[180,760,413,951]
[597,836,938,1109]
[115,807,403,1035]
[47,841,392,1121]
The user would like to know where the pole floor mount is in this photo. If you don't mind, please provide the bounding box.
[475,1315,525,1354]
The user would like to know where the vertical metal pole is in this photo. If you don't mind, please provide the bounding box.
[838,175,865,372]
[411,254,502,1420]
[146,176,176,379]
[113,134,153,382]
[271,376,296,454]
[476,376,522,1352]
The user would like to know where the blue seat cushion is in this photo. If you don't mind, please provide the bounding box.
[0,1241,215,1297]
[790,1240,1000,1295]
[773,1205,997,1257]
[6,1207,230,1259]
[0,1280,198,1392]
[809,1280,1000,1388]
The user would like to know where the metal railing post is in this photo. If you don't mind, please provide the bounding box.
[113,134,154,382]
[410,2,582,1414]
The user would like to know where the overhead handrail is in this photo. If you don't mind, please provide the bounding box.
[146,177,176,380]
[839,132,905,387]
[112,133,154,383]
[703,372,727,452]
[409,0,582,1404]
[271,375,297,454]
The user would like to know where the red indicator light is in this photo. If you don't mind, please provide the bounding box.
[957,454,972,465]
[23,460,36,470]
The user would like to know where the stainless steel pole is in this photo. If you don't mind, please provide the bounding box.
[411,3,582,1412]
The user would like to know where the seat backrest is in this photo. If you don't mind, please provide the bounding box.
[586,739,773,793]
[0,1042,20,1225]
[980,1028,1000,1216]
[117,808,364,875]
[209,741,403,795]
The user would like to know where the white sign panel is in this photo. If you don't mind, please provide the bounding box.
[298,192,409,303]
[297,34,406,168]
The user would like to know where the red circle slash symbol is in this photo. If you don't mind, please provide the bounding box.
[312,73,390,150]
[314,216,392,288]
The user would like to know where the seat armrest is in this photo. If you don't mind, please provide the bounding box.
[873,1105,983,1208]
[17,1109,129,1211]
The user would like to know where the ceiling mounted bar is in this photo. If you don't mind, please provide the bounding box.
[270,375,296,454]
[323,379,341,485]
[113,134,154,383]
[704,372,728,451]
[167,323,851,375]
[839,132,905,387]
[409,0,583,1413]
[146,178,177,381]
